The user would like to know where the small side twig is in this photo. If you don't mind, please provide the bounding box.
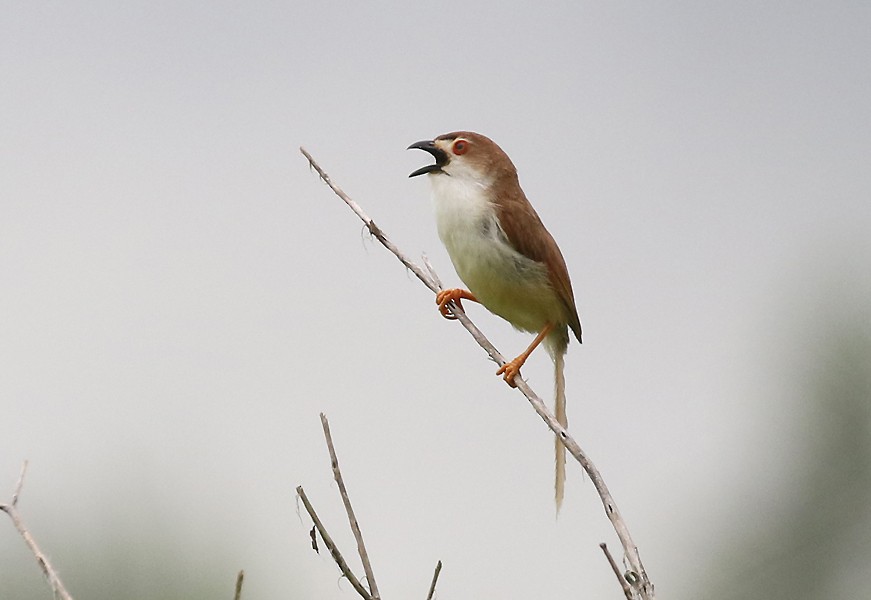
[301,147,655,600]
[10,461,27,506]
[233,570,245,600]
[0,461,75,600]
[425,560,443,600]
[296,485,371,600]
[320,413,381,600]
[600,543,633,600]
[421,254,442,289]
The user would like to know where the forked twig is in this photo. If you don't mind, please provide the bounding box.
[320,413,381,600]
[296,485,372,600]
[299,415,446,600]
[301,147,655,599]
[0,461,75,600]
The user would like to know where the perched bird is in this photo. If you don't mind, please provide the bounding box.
[409,131,582,509]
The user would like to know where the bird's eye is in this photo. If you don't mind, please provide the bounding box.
[452,140,468,155]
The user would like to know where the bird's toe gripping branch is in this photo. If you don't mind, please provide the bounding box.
[435,288,478,320]
[496,358,523,388]
[495,323,554,389]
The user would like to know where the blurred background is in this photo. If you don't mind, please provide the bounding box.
[2,2,869,599]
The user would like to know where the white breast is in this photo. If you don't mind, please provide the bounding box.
[429,174,561,334]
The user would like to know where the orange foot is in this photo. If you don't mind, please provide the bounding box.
[494,324,552,389]
[435,288,478,320]
[496,358,523,388]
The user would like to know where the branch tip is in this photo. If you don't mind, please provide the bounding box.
[426,560,443,600]
[234,570,245,600]
[600,543,633,600]
[320,414,381,600]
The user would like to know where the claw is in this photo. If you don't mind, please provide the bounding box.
[435,288,477,320]
[496,360,522,388]
[494,323,554,388]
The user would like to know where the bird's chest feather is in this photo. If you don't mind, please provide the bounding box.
[430,175,556,332]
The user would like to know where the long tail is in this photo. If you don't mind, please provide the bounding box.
[554,349,568,512]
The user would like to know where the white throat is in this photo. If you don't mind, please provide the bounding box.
[430,172,495,250]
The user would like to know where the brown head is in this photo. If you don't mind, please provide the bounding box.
[408,131,518,186]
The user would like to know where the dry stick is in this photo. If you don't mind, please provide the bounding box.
[233,570,245,600]
[425,560,443,600]
[296,485,372,600]
[600,543,633,600]
[320,413,381,600]
[0,461,75,600]
[301,148,656,600]
[300,147,439,294]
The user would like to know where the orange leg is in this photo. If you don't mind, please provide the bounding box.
[435,288,478,320]
[496,323,554,388]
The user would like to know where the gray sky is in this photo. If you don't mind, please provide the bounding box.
[2,2,870,599]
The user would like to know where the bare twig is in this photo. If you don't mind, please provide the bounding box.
[0,461,75,600]
[301,148,655,600]
[421,254,442,289]
[10,460,27,506]
[320,413,381,600]
[301,146,438,294]
[425,560,443,600]
[233,570,245,600]
[600,543,633,600]
[296,485,372,600]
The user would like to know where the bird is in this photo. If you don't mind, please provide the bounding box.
[408,131,582,510]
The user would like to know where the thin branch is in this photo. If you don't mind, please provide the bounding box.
[233,570,245,600]
[10,460,27,507]
[600,543,633,600]
[301,146,438,294]
[320,413,381,600]
[0,462,75,600]
[301,147,655,600]
[296,485,372,600]
[425,560,443,600]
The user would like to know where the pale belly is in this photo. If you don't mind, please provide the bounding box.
[438,211,563,335]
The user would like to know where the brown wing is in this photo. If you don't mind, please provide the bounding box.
[493,177,582,344]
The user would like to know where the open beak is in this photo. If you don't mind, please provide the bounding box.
[407,140,448,177]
